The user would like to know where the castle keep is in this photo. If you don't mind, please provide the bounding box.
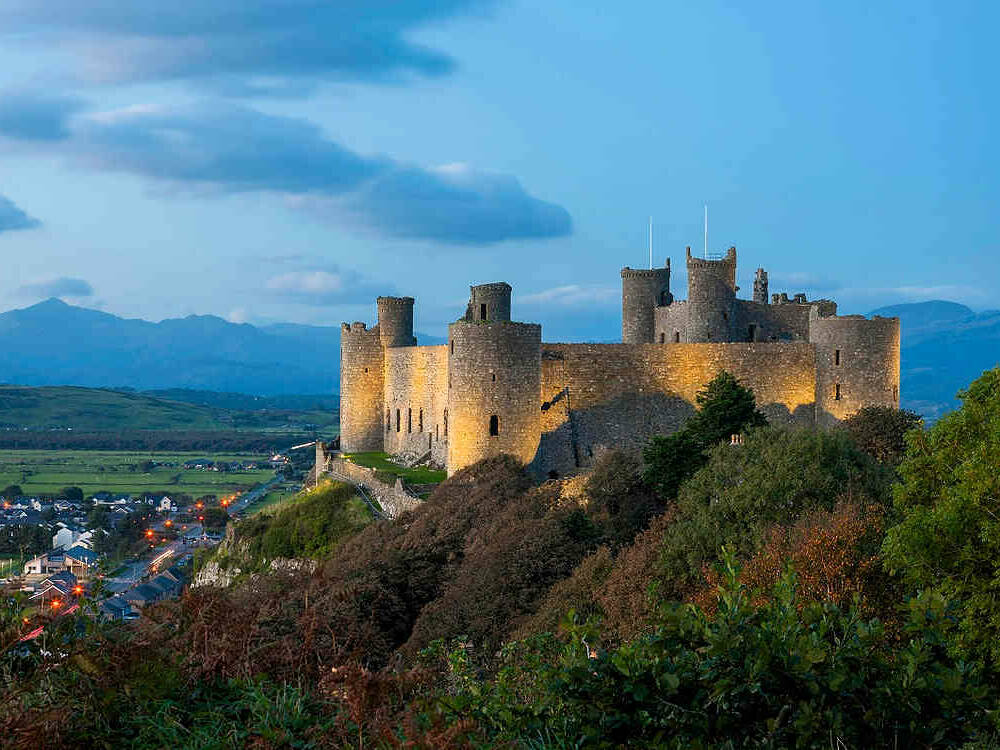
[341,247,900,477]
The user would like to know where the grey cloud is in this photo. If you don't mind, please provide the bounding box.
[265,268,388,306]
[19,277,94,298]
[0,194,41,234]
[0,92,83,142]
[0,95,572,245]
[0,0,491,92]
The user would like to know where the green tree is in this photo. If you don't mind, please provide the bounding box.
[643,370,766,499]
[1,485,23,499]
[59,486,84,502]
[883,367,1000,665]
[841,405,923,466]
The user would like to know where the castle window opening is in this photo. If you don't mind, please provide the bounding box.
[748,324,756,342]
[480,303,487,321]
[418,409,423,432]
[407,408,412,433]
[450,341,454,354]
[396,409,401,432]
[386,409,391,433]
[659,333,665,344]
[893,385,899,402]
[491,373,496,382]
[835,384,842,401]
[835,349,841,366]
[364,367,369,373]
[444,409,448,437]
[436,424,439,441]
[674,331,680,343]
[489,414,500,436]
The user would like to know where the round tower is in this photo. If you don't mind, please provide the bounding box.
[377,296,416,348]
[467,282,512,322]
[685,246,737,342]
[621,261,671,344]
[809,310,901,426]
[339,321,386,453]
[446,320,541,474]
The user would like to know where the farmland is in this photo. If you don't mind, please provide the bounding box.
[0,450,277,498]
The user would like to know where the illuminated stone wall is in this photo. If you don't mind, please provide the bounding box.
[383,345,449,462]
[809,311,901,426]
[533,342,818,476]
[447,321,541,473]
[339,322,385,453]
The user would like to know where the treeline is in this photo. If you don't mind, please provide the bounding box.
[3,369,1000,748]
[0,430,314,452]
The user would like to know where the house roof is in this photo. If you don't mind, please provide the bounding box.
[65,546,99,566]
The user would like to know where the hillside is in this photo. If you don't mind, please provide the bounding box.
[0,385,337,432]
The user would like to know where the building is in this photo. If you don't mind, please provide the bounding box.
[339,246,901,478]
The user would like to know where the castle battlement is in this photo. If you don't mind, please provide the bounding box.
[340,245,900,477]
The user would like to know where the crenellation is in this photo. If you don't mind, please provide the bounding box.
[339,242,900,477]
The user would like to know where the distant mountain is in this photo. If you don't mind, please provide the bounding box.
[0,299,443,396]
[870,300,1000,421]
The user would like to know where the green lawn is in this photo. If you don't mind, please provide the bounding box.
[342,452,446,485]
[0,450,276,498]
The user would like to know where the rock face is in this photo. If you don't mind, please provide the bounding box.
[191,533,317,589]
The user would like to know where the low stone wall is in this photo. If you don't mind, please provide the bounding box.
[323,455,422,519]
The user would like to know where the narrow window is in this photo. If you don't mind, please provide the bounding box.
[407,408,412,433]
[893,385,899,402]
[450,340,454,354]
[748,324,756,342]
[674,331,680,343]
[436,424,439,441]
[491,373,496,382]
[364,367,369,373]
[489,414,499,436]
[418,408,423,432]
[659,333,665,344]
[834,384,842,401]
[480,303,487,320]
[395,409,400,432]
[386,409,391,433]
[834,349,841,366]
[444,409,448,437]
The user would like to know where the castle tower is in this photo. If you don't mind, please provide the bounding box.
[753,268,769,304]
[466,282,512,322]
[620,261,671,344]
[685,246,737,342]
[377,296,416,348]
[447,283,541,474]
[339,321,385,453]
[809,310,901,426]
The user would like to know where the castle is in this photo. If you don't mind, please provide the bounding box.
[340,246,900,477]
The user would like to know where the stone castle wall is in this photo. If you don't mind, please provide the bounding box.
[339,322,384,453]
[383,345,449,464]
[810,312,901,426]
[533,342,817,476]
[447,320,541,473]
[621,265,671,344]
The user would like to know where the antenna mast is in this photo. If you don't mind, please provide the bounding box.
[648,216,653,270]
[703,204,708,259]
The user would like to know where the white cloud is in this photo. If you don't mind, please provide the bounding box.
[520,285,618,307]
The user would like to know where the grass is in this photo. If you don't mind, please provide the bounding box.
[0,450,277,497]
[343,452,446,485]
[0,556,25,576]
[243,483,301,516]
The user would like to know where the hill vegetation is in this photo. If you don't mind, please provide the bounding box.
[4,370,1000,747]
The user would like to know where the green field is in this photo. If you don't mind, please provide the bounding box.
[0,385,338,433]
[0,450,276,498]
[343,452,447,485]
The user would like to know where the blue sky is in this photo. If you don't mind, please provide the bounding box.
[0,0,996,342]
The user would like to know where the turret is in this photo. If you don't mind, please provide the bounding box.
[465,282,512,322]
[377,296,416,348]
[339,321,385,453]
[753,268,769,304]
[685,246,737,342]
[620,261,671,344]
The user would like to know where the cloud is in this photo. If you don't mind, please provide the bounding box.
[0,95,572,245]
[265,268,387,305]
[0,0,492,93]
[765,271,843,294]
[0,194,41,234]
[19,277,94,298]
[0,91,83,142]
[520,285,617,307]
